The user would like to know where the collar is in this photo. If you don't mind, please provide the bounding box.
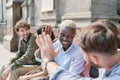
[105,61,120,77]
[58,40,74,54]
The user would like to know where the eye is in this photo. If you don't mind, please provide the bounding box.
[20,30,24,32]
[60,33,65,37]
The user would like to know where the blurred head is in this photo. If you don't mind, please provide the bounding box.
[59,20,76,50]
[14,20,30,40]
[117,29,120,48]
[37,25,55,41]
[79,19,118,68]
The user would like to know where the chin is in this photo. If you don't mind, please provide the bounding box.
[23,36,28,39]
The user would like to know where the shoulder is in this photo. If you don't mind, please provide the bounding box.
[30,33,36,38]
[72,44,81,52]
[72,44,83,57]
[29,33,36,41]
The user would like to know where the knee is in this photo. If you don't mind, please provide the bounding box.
[11,68,20,75]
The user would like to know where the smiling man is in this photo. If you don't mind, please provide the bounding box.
[34,20,85,80]
[2,20,39,80]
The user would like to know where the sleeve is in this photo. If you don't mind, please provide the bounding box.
[10,41,24,63]
[68,52,85,75]
[50,67,94,80]
[34,49,43,63]
[50,67,119,80]
[49,66,120,80]
[11,35,38,70]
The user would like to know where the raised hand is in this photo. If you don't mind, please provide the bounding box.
[36,32,59,63]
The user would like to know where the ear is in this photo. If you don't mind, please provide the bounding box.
[90,54,99,65]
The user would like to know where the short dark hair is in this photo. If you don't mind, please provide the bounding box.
[117,28,120,48]
[79,19,118,56]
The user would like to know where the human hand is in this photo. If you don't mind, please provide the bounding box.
[44,25,52,36]
[25,69,38,75]
[36,32,59,62]
[18,75,29,80]
[30,76,49,80]
[2,66,11,80]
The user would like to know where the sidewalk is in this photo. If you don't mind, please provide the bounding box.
[0,44,15,69]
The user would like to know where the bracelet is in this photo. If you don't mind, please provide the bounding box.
[45,60,55,69]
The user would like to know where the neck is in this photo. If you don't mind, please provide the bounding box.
[63,47,67,51]
[23,38,27,41]
[105,52,120,71]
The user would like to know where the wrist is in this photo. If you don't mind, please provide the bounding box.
[43,59,55,70]
[45,60,55,68]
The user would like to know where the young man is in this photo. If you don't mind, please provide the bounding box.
[2,20,39,80]
[36,19,120,80]
[18,25,56,80]
[19,20,85,80]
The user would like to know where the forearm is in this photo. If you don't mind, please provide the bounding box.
[46,62,91,80]
[26,70,48,79]
[46,62,59,74]
[11,52,35,70]
[35,66,42,71]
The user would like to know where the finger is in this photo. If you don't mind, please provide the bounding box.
[49,25,52,36]
[55,47,59,54]
[39,33,45,48]
[46,34,53,48]
[42,28,44,33]
[35,36,41,48]
[45,25,47,34]
[52,47,60,58]
[42,32,49,47]
[48,25,51,34]
[45,25,48,34]
[25,72,30,75]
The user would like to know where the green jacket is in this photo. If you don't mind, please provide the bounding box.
[11,33,40,70]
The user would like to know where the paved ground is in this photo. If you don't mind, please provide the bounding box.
[0,44,15,69]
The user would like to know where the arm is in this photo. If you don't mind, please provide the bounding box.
[10,42,24,63]
[2,41,24,80]
[34,49,43,63]
[47,62,92,80]
[11,35,38,70]
[26,66,42,75]
[47,61,120,80]
[18,69,48,80]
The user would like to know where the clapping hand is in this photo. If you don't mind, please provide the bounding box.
[36,32,59,63]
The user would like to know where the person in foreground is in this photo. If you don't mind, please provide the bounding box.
[36,19,120,80]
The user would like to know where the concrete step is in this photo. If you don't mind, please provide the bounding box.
[0,44,15,69]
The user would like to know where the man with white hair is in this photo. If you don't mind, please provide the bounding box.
[19,20,85,80]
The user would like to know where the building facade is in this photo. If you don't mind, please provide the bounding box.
[0,0,120,51]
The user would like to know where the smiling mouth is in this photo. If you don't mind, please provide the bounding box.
[62,41,69,44]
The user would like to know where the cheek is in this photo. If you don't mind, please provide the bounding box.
[18,32,23,36]
[26,30,30,34]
